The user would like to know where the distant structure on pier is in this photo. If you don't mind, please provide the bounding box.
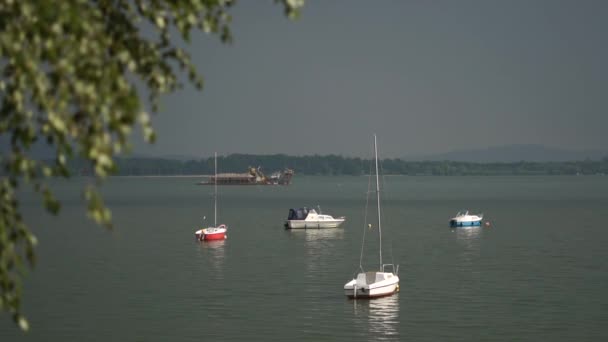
[197,167,294,186]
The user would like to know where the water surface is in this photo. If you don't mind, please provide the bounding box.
[2,176,608,341]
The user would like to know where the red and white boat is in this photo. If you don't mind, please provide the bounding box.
[195,224,227,241]
[195,152,228,242]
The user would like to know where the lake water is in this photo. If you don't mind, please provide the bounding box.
[2,176,608,341]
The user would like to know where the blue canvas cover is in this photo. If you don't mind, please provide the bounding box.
[287,208,309,220]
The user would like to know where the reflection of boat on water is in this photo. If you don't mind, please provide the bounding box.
[198,239,226,274]
[344,135,400,299]
[294,227,345,286]
[284,207,345,229]
[454,226,481,238]
[197,166,294,185]
[453,225,482,275]
[449,210,483,228]
[201,238,226,249]
[454,225,482,252]
[287,226,345,241]
[353,294,400,339]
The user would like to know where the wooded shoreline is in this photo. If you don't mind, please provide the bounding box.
[62,154,608,177]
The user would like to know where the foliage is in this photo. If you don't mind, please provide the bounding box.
[0,0,304,331]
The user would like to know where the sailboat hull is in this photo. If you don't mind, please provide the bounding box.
[195,226,227,241]
[344,286,399,299]
[202,232,226,240]
[344,272,400,299]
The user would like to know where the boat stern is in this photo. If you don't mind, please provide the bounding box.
[344,278,360,298]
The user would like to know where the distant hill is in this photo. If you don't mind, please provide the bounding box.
[130,153,204,161]
[405,145,608,162]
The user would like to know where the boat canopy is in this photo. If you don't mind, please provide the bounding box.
[287,207,312,220]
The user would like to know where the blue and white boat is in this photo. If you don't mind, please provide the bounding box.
[449,211,483,228]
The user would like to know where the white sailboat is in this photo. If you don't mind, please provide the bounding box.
[344,135,399,298]
[195,152,227,241]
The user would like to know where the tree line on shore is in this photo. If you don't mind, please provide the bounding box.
[64,154,608,176]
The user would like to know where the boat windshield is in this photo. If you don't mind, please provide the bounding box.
[288,208,309,220]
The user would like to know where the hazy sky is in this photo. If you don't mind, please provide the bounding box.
[135,0,608,158]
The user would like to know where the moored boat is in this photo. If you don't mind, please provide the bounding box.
[344,268,400,299]
[284,207,345,229]
[344,135,400,299]
[449,211,483,228]
[195,224,227,241]
[195,152,228,241]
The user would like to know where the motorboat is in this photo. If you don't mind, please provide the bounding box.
[449,211,483,228]
[195,152,228,241]
[284,207,345,229]
[344,135,400,298]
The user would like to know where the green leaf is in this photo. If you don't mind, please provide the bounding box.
[0,0,305,331]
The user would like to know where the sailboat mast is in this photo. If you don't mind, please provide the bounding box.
[374,134,382,269]
[214,152,217,227]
